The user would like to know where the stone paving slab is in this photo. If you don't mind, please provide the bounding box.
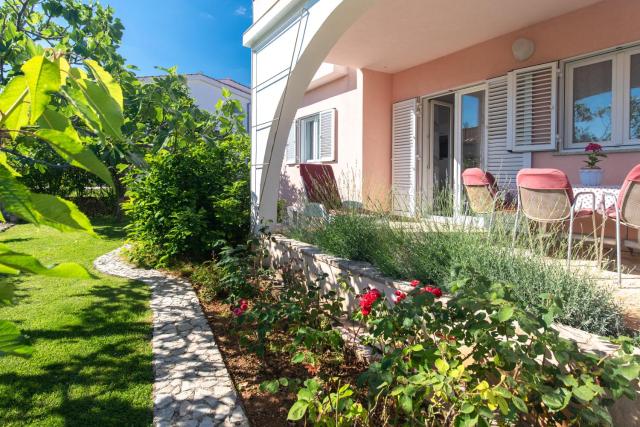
[94,248,249,427]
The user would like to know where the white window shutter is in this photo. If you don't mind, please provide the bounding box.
[486,76,531,189]
[392,98,418,216]
[285,120,298,164]
[507,62,558,152]
[319,109,336,161]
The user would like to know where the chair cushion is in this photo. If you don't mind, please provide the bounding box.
[616,163,640,212]
[516,168,574,202]
[462,168,498,197]
[299,164,342,210]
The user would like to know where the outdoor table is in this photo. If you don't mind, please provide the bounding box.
[572,185,619,213]
[572,185,640,250]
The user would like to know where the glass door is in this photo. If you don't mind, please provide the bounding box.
[454,85,486,214]
[429,100,453,215]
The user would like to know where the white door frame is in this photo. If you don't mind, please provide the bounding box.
[454,83,487,216]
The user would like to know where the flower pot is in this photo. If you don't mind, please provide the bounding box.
[579,168,603,186]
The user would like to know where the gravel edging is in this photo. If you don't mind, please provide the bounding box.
[94,247,249,427]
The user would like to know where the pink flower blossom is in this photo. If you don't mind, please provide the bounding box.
[585,143,603,152]
[231,300,249,316]
[410,280,421,287]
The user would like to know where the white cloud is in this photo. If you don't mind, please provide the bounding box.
[234,6,247,16]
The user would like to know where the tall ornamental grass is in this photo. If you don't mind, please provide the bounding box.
[286,196,626,337]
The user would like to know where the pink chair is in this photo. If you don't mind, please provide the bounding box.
[600,164,640,286]
[298,164,363,219]
[299,164,343,211]
[461,168,509,235]
[513,168,597,267]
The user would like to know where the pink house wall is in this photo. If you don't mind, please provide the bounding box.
[282,0,640,210]
[279,68,364,206]
[391,0,640,186]
[362,69,393,207]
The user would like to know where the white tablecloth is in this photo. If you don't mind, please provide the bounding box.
[573,186,619,213]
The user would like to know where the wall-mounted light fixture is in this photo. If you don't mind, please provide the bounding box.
[512,38,535,62]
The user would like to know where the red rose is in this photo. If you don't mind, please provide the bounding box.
[359,288,381,316]
[393,290,407,303]
[421,286,443,298]
[410,280,421,287]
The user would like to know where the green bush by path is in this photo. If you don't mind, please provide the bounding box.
[0,221,153,426]
[288,213,626,337]
[123,91,250,267]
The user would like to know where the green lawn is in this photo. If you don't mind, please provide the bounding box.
[0,220,153,426]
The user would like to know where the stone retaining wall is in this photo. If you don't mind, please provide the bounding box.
[266,233,640,426]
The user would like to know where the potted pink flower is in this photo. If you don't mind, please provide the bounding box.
[580,143,607,186]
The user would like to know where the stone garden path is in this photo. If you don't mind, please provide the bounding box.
[94,248,249,427]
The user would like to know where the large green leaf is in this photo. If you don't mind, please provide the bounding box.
[497,305,514,322]
[0,320,32,357]
[62,83,101,133]
[68,70,123,140]
[38,109,81,143]
[0,244,92,278]
[83,80,124,139]
[35,129,114,186]
[30,193,95,235]
[0,75,30,137]
[0,165,39,224]
[21,56,61,124]
[287,401,309,421]
[85,59,123,111]
[0,152,20,177]
[616,364,640,381]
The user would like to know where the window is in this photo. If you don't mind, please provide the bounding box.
[564,46,640,150]
[626,51,640,142]
[284,109,336,164]
[460,90,485,170]
[300,114,320,162]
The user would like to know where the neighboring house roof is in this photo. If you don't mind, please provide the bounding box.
[138,73,251,98]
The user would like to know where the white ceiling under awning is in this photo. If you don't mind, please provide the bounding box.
[325,0,602,73]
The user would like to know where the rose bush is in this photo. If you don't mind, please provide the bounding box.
[226,250,639,426]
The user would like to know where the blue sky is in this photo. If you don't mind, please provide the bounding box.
[101,0,253,86]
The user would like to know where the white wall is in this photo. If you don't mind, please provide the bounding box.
[184,75,251,129]
[139,74,252,129]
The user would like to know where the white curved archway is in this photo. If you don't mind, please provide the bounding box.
[248,0,379,228]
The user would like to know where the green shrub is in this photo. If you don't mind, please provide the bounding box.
[191,242,258,302]
[333,275,638,426]
[287,213,626,336]
[123,93,250,266]
[191,260,226,302]
[233,255,639,426]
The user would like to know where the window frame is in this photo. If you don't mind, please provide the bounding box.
[299,113,321,163]
[562,45,640,151]
[623,46,640,146]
